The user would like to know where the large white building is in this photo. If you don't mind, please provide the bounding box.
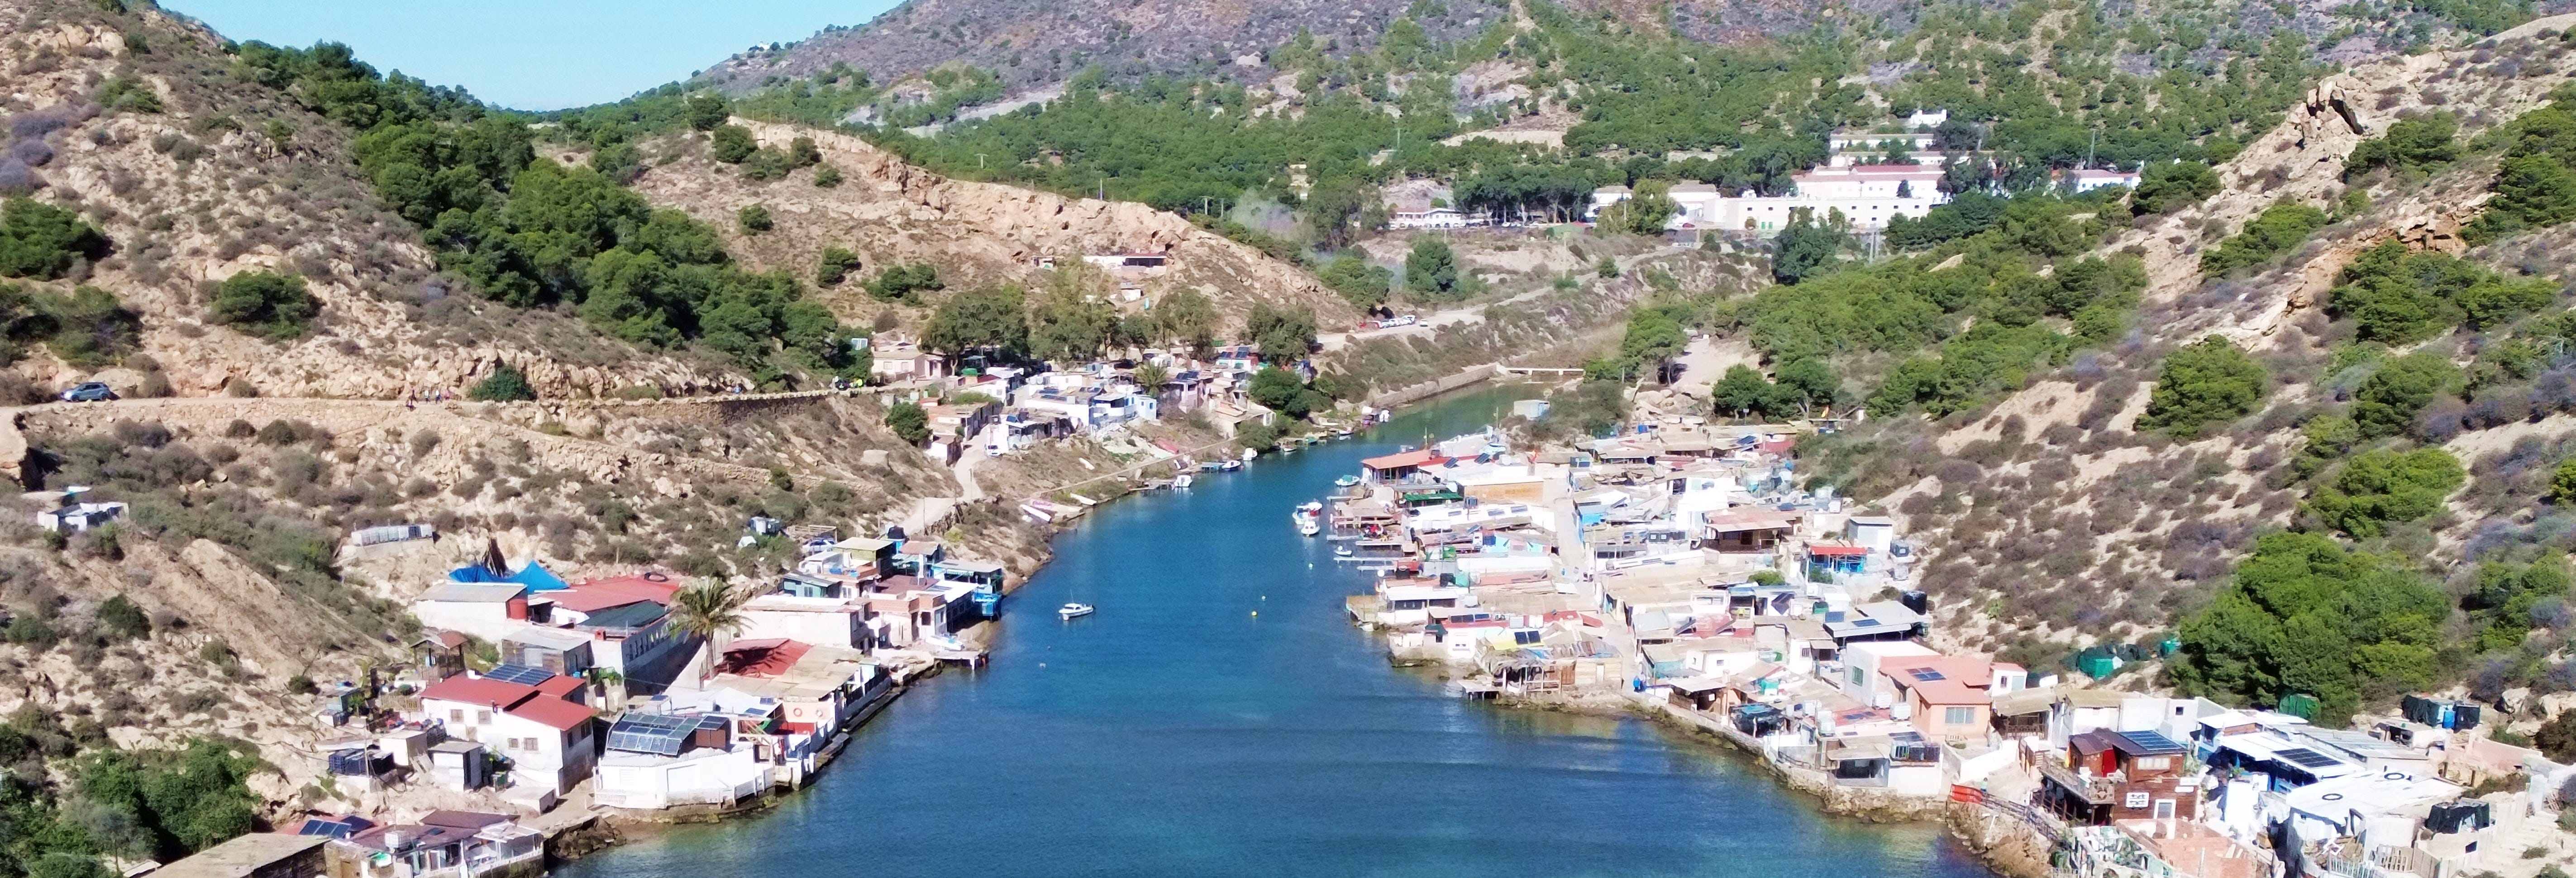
[1604,164,1948,233]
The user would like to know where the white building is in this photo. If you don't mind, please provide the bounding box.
[2061,168,2142,192]
[1605,164,1949,234]
[413,672,598,798]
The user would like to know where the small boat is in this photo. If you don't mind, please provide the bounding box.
[1173,473,1195,489]
[1334,474,1360,487]
[1334,545,1354,558]
[1059,603,1095,620]
[1219,459,1242,472]
[1294,501,1323,536]
[1240,447,1257,462]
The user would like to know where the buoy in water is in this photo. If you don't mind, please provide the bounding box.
[1250,611,1259,617]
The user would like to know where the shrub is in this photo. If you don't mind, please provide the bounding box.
[737,204,772,234]
[207,271,317,341]
[2137,336,2267,438]
[2353,353,2459,439]
[813,165,844,188]
[467,364,535,401]
[0,197,106,280]
[95,595,148,640]
[2201,201,2328,275]
[816,247,860,286]
[885,401,929,445]
[2343,115,2460,180]
[866,264,943,303]
[2306,447,2466,538]
[2172,531,2447,725]
[2330,240,2554,344]
[710,124,756,163]
[2132,161,2220,215]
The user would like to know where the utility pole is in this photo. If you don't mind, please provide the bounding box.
[2085,127,2098,170]
[976,153,987,169]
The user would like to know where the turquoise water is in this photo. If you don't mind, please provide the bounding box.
[564,387,1994,878]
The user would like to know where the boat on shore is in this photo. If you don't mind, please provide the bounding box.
[1059,603,1095,620]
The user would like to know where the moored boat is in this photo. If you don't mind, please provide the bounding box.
[1059,602,1095,620]
[1334,474,1360,487]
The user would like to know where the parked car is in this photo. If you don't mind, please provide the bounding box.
[58,382,115,402]
[1376,315,1420,329]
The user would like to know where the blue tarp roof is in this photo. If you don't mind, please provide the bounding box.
[448,560,568,592]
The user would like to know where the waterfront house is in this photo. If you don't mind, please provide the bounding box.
[498,626,595,679]
[740,593,875,651]
[596,712,767,811]
[326,811,542,878]
[410,631,468,683]
[549,577,696,694]
[1360,449,1441,484]
[412,670,598,800]
[2039,729,2195,825]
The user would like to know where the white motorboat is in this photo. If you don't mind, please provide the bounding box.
[1294,501,1323,536]
[1334,474,1360,487]
[1059,603,1095,620]
[1240,447,1257,462]
[1173,473,1195,489]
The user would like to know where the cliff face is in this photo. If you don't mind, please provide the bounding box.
[621,120,1363,329]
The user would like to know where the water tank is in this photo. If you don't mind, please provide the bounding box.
[1900,590,1929,615]
[1891,701,1914,721]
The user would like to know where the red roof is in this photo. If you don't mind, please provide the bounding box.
[1808,542,1869,557]
[1360,449,1440,471]
[549,574,683,613]
[534,675,586,700]
[506,696,596,731]
[718,639,812,678]
[418,676,539,708]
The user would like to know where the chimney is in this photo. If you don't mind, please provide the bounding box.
[506,597,529,620]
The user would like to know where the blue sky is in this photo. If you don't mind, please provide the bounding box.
[161,1,902,111]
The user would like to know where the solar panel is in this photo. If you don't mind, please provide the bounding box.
[606,713,700,756]
[2274,747,2345,769]
[2115,730,2186,755]
[1906,668,1947,682]
[482,664,556,687]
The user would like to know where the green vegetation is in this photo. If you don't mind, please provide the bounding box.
[2467,552,2571,651]
[1769,212,1851,284]
[737,205,773,234]
[2129,161,2219,215]
[2173,532,2447,725]
[865,264,944,303]
[0,197,106,281]
[467,364,536,401]
[1245,304,1319,363]
[2136,336,2266,438]
[815,247,861,286]
[207,271,317,341]
[2469,91,2576,243]
[2343,115,2460,181]
[1319,254,1392,310]
[885,401,928,444]
[1588,302,1691,383]
[234,41,862,380]
[1403,238,1461,301]
[2200,200,2328,276]
[1595,181,1677,235]
[2352,352,2458,439]
[0,283,139,368]
[1713,359,1843,420]
[922,286,1027,358]
[711,124,757,163]
[2329,240,2554,344]
[2305,447,2465,538]
[1248,366,1334,419]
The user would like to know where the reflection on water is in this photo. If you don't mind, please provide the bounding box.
[562,386,1997,878]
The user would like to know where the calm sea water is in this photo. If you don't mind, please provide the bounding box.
[563,386,1997,878]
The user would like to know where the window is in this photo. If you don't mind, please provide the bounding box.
[2152,799,2176,820]
[2132,756,2171,772]
[477,710,491,724]
[449,709,463,722]
[1944,707,1975,725]
[1849,667,1865,686]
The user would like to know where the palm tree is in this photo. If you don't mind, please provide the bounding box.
[668,579,750,687]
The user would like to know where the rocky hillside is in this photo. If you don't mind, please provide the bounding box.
[610,119,1364,330]
[0,0,736,400]
[1799,13,2576,691]
[697,0,1498,94]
